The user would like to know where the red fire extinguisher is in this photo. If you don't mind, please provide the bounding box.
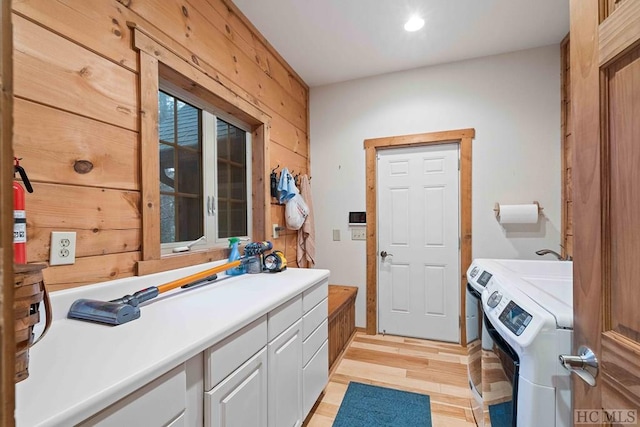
[13,157,33,264]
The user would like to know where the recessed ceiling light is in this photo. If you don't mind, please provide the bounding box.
[404,15,424,32]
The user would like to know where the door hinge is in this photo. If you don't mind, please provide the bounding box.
[459,316,461,327]
[458,158,460,170]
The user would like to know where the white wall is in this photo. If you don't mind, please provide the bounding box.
[309,45,562,328]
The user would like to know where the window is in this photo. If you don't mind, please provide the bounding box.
[135,42,268,273]
[158,90,251,251]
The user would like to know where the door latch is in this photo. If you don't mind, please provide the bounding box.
[559,345,598,386]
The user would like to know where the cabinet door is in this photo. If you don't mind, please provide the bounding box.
[303,340,328,418]
[268,319,303,427]
[205,347,267,427]
[77,364,186,427]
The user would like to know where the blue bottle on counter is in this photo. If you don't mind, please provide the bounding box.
[226,237,245,276]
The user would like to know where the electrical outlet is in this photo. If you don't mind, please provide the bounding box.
[273,224,280,239]
[351,227,366,241]
[50,231,76,265]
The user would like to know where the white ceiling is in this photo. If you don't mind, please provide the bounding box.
[232,0,570,87]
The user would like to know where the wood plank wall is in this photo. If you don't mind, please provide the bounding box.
[11,0,310,291]
[561,33,574,259]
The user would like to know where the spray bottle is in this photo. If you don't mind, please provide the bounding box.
[226,237,245,276]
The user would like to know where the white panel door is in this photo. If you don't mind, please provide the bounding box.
[377,144,460,342]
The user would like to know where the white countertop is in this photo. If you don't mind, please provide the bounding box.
[15,263,330,427]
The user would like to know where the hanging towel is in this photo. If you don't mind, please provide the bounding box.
[297,174,316,268]
[277,167,298,204]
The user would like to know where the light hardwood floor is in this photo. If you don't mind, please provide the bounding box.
[305,332,477,427]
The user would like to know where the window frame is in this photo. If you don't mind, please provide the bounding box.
[133,26,270,276]
[157,87,253,254]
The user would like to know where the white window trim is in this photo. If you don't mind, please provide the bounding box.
[159,91,252,255]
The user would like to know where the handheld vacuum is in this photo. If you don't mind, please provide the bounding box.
[68,241,273,326]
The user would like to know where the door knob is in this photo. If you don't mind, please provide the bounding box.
[380,251,393,260]
[559,345,598,386]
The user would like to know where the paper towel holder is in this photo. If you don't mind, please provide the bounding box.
[493,201,543,219]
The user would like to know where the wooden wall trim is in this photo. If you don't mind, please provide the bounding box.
[363,128,475,344]
[364,146,377,335]
[253,124,269,242]
[137,247,226,276]
[364,128,476,149]
[1,0,15,424]
[131,26,270,273]
[460,136,473,347]
[599,0,640,66]
[139,50,160,261]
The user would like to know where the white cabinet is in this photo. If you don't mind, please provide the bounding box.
[303,339,329,416]
[204,316,267,390]
[77,363,188,427]
[204,316,268,427]
[266,280,328,427]
[205,348,267,427]
[268,318,303,427]
[302,280,328,418]
[77,278,328,427]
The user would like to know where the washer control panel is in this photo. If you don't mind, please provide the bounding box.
[476,271,492,287]
[467,261,494,295]
[487,291,502,308]
[499,300,533,336]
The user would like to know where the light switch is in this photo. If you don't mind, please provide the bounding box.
[351,228,366,241]
[332,229,341,241]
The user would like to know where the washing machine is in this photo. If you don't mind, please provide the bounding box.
[469,259,573,427]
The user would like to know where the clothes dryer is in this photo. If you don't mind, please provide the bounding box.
[468,259,573,427]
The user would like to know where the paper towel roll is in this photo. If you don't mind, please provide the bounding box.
[498,204,539,224]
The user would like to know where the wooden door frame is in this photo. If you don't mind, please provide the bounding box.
[1,0,15,425]
[364,128,475,345]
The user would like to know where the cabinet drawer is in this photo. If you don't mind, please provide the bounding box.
[77,363,186,427]
[268,294,302,341]
[205,315,267,390]
[303,279,328,313]
[303,319,328,367]
[303,297,327,340]
[205,347,267,427]
[303,340,328,418]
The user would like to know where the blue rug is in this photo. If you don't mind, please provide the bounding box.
[333,382,432,427]
[489,401,513,427]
